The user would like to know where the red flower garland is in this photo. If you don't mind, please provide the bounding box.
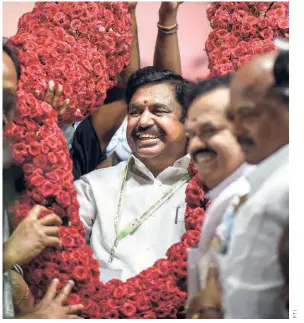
[5,2,207,318]
[9,1,132,123]
[205,1,289,76]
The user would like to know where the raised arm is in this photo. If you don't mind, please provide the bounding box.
[91,2,140,152]
[117,2,140,88]
[153,2,183,74]
[41,3,140,178]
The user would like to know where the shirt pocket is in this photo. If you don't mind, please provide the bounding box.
[172,202,186,223]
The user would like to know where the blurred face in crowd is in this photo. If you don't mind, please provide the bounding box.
[229,51,289,164]
[127,82,187,161]
[186,87,244,189]
[3,51,18,168]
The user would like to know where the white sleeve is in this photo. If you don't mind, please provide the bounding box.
[74,177,97,243]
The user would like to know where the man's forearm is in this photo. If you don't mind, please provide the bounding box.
[118,8,140,86]
[92,5,139,151]
[154,4,182,74]
[92,99,127,152]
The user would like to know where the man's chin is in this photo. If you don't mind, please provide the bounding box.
[132,140,164,159]
[240,145,259,164]
[243,150,262,165]
[135,148,163,159]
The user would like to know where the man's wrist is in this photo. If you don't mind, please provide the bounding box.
[158,11,178,26]
[3,242,18,272]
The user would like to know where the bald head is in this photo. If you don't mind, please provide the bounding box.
[229,51,289,165]
[231,51,278,105]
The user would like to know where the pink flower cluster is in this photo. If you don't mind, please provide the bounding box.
[10,1,132,123]
[205,2,289,76]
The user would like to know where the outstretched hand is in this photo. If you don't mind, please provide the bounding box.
[19,279,83,319]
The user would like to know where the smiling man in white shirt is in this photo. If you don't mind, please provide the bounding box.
[74,66,191,281]
[184,75,255,317]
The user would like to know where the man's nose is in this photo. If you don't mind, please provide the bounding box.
[138,110,154,127]
[232,116,246,138]
[188,136,207,156]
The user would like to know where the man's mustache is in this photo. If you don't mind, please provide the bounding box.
[192,147,216,163]
[132,125,165,137]
[237,136,255,147]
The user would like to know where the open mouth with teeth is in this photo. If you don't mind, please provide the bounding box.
[136,133,159,140]
[134,132,163,149]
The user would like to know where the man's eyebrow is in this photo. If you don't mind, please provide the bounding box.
[3,87,17,101]
[128,102,142,110]
[129,102,171,110]
[3,87,17,114]
[198,121,216,130]
[237,105,256,112]
[153,103,171,110]
[3,87,16,95]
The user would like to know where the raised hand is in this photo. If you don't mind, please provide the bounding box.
[159,1,184,16]
[159,2,184,27]
[3,205,62,271]
[19,279,83,319]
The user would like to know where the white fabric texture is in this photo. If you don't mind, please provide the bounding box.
[75,154,190,281]
[187,163,255,298]
[199,163,255,253]
[198,163,255,288]
[222,144,289,319]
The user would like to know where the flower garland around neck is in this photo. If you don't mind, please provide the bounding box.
[5,1,208,319]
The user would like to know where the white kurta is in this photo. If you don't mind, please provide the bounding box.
[198,163,255,253]
[74,154,190,281]
[187,163,255,298]
[222,144,289,319]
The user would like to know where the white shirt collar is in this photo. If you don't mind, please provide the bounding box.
[206,163,255,200]
[129,154,190,182]
[247,144,289,196]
